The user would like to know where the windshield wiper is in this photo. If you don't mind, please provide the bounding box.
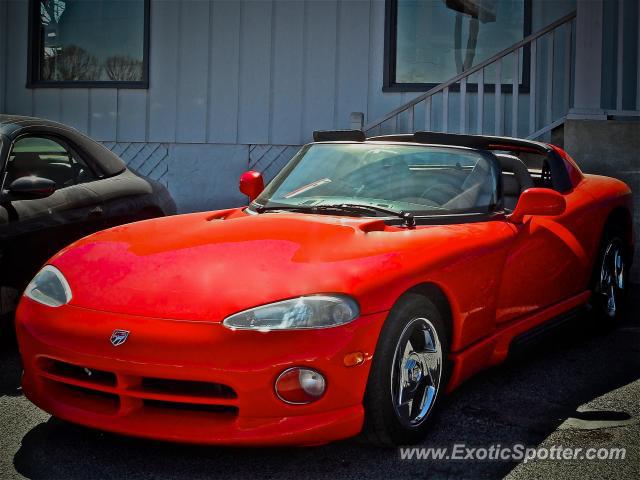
[254,203,415,227]
[319,203,416,227]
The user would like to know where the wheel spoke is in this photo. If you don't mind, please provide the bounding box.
[607,283,616,317]
[396,341,412,402]
[614,250,625,289]
[418,351,440,386]
[409,378,429,419]
[422,328,437,352]
[391,317,443,428]
[396,398,413,420]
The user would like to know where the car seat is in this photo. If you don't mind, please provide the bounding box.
[495,153,534,211]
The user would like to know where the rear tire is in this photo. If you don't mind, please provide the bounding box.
[590,227,629,325]
[363,294,449,446]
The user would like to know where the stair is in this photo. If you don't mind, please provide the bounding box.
[361,12,576,142]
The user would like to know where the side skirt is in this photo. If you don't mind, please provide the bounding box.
[507,304,589,357]
[445,290,591,392]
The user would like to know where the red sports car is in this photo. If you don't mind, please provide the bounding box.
[16,131,633,446]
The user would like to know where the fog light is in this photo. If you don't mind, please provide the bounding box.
[275,367,326,404]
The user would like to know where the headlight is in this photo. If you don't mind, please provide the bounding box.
[222,295,359,331]
[24,265,72,307]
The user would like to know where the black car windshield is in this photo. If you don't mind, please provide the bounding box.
[252,143,499,217]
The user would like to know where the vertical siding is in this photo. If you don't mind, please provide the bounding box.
[302,0,338,142]
[175,0,210,143]
[334,0,371,129]
[208,0,241,143]
[237,0,273,144]
[5,0,32,115]
[147,0,180,143]
[33,89,61,121]
[0,0,7,113]
[270,0,304,145]
[116,90,146,141]
[61,89,90,131]
[89,89,117,141]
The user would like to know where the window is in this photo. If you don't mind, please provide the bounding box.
[5,137,97,189]
[28,0,150,88]
[255,144,499,215]
[384,0,531,91]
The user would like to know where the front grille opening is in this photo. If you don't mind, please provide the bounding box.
[64,383,120,402]
[40,359,117,387]
[143,399,238,415]
[45,380,120,415]
[141,377,237,399]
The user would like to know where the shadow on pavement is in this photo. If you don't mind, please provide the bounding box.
[8,289,640,480]
[0,323,22,397]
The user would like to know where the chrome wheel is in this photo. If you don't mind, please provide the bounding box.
[390,317,442,428]
[598,240,626,318]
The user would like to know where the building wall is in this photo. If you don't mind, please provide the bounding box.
[5,0,407,211]
[6,0,399,145]
[0,0,7,114]
[0,0,623,214]
[564,120,640,283]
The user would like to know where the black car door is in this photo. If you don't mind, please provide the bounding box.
[0,134,102,292]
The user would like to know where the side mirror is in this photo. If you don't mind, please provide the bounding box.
[239,170,264,202]
[6,176,56,200]
[508,188,566,224]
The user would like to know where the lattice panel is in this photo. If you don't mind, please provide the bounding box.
[102,142,169,186]
[249,145,300,183]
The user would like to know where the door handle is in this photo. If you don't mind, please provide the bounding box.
[88,206,103,217]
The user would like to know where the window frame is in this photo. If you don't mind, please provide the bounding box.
[3,133,100,191]
[252,142,504,217]
[383,0,532,93]
[26,0,150,89]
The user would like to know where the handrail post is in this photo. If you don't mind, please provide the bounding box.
[460,78,467,134]
[616,0,624,112]
[477,69,484,134]
[568,0,606,119]
[512,48,519,137]
[545,31,555,129]
[529,39,537,135]
[442,88,449,132]
[494,59,502,135]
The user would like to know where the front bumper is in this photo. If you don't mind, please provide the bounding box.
[16,299,387,446]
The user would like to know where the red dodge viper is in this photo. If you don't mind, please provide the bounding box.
[16,131,634,446]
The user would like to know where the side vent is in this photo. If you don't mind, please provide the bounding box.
[206,209,239,221]
[358,219,387,233]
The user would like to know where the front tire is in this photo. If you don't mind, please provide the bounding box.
[363,294,449,446]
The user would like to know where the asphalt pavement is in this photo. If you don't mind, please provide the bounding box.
[1,289,638,480]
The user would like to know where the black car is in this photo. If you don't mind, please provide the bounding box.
[0,115,176,327]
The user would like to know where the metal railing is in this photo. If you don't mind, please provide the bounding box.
[363,12,577,140]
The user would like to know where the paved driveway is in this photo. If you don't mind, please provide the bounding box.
[1,291,638,479]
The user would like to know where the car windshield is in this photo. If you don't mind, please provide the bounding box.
[252,143,499,216]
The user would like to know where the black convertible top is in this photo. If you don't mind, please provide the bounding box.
[0,115,126,177]
[0,115,67,136]
[370,132,553,154]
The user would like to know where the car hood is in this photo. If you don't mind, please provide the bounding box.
[51,209,454,321]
